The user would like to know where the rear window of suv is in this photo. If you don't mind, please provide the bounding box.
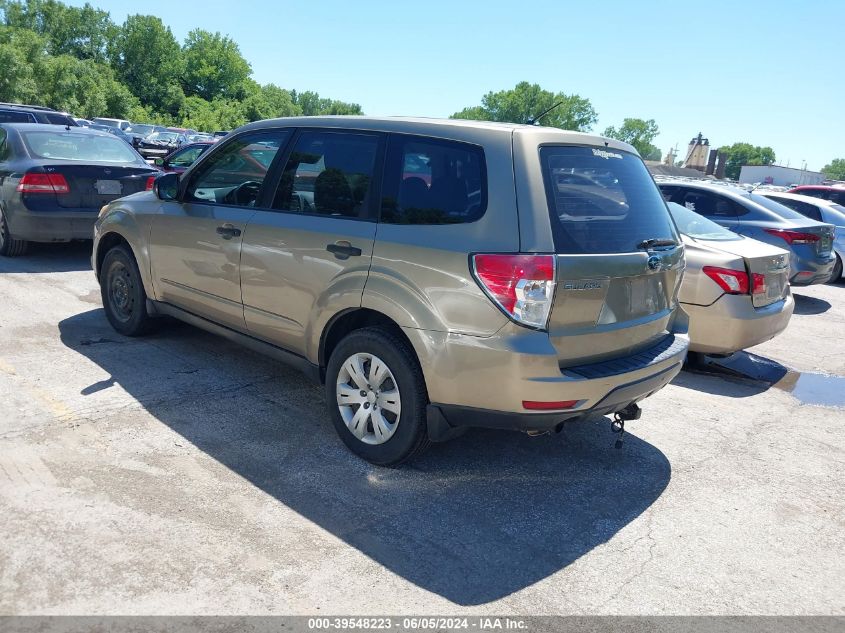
[540,145,678,254]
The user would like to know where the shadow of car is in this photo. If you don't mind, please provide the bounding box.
[58,307,671,605]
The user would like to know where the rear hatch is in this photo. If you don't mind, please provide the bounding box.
[38,164,153,210]
[538,145,684,366]
[697,236,790,308]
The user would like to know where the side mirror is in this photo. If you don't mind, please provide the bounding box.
[153,158,164,167]
[154,172,179,201]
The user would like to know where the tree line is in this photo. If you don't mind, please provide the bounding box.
[0,0,362,131]
[1,1,840,178]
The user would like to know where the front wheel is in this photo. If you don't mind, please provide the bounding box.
[325,327,430,465]
[100,244,153,336]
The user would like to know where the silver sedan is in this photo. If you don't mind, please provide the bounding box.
[667,202,794,355]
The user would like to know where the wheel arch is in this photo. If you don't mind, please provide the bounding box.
[318,308,422,383]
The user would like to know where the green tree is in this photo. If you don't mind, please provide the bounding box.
[37,54,139,118]
[718,142,776,180]
[290,90,363,116]
[603,118,661,160]
[821,159,845,181]
[1,0,114,63]
[240,81,300,121]
[451,81,597,132]
[182,28,251,101]
[109,14,185,115]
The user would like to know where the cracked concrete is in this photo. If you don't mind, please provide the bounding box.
[1,242,844,615]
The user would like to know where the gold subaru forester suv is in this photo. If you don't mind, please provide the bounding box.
[93,117,688,464]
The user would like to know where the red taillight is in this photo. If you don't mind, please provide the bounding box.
[751,272,766,295]
[472,254,556,329]
[145,175,156,191]
[703,266,749,295]
[764,228,820,245]
[16,172,70,194]
[523,400,579,411]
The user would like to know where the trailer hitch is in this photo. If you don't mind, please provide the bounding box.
[611,403,641,449]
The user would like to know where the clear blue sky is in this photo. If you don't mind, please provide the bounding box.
[69,0,843,171]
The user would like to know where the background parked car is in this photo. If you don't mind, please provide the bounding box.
[0,103,78,126]
[788,185,845,206]
[89,124,135,146]
[0,123,158,256]
[153,141,214,173]
[91,117,131,132]
[136,131,187,159]
[659,180,836,286]
[125,123,168,147]
[759,191,845,282]
[213,130,229,138]
[73,117,92,127]
[666,202,793,355]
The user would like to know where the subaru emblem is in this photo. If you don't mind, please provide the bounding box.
[647,255,661,271]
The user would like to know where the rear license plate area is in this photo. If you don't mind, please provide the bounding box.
[95,179,122,195]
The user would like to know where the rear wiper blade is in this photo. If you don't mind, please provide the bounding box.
[637,238,678,250]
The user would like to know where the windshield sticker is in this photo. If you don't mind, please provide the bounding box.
[592,148,623,160]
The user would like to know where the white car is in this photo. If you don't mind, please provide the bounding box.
[759,191,845,282]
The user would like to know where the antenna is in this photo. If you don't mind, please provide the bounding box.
[525,101,564,126]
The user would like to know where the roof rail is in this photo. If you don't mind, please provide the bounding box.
[0,102,58,112]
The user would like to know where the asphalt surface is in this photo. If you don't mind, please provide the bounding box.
[1,242,843,615]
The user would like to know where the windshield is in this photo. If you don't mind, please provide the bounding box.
[747,192,809,221]
[130,124,156,136]
[22,131,141,163]
[667,201,741,241]
[147,132,179,143]
[540,145,678,254]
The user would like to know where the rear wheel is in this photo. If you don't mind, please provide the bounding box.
[0,207,29,257]
[829,255,843,284]
[325,327,430,465]
[100,244,153,336]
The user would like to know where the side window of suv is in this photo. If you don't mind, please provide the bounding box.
[184,130,289,206]
[272,130,382,218]
[0,110,35,123]
[381,135,486,224]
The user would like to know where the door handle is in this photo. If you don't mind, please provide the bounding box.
[326,241,362,259]
[216,224,242,239]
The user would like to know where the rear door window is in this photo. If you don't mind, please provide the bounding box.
[768,197,822,221]
[380,135,486,224]
[540,145,678,253]
[272,130,382,219]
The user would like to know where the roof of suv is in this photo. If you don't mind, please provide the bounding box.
[0,103,77,125]
[236,116,639,155]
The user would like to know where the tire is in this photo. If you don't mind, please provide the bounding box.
[99,244,153,336]
[829,255,843,284]
[325,327,431,466]
[0,207,29,257]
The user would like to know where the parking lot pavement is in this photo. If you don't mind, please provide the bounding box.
[0,243,843,616]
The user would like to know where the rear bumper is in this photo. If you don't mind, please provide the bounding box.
[683,293,794,354]
[789,252,835,286]
[6,208,97,242]
[404,324,688,437]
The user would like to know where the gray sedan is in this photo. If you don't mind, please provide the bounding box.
[659,180,836,285]
[758,191,845,282]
